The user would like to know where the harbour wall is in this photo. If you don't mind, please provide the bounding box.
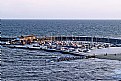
[1,37,15,41]
[51,36,121,44]
[1,36,121,44]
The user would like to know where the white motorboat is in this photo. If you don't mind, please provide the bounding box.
[69,48,83,55]
[41,45,48,50]
[60,47,70,54]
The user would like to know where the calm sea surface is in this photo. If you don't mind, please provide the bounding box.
[1,20,121,80]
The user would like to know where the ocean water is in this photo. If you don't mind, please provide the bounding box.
[1,20,121,37]
[1,20,121,81]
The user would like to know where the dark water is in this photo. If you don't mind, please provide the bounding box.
[1,20,121,81]
[1,20,121,37]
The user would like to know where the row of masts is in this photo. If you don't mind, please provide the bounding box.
[48,35,119,44]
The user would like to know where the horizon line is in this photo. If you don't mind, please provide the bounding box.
[1,18,121,20]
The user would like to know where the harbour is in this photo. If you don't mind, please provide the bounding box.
[1,0,121,79]
[1,35,121,61]
[1,20,121,80]
[1,35,121,44]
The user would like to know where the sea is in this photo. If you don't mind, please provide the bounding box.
[1,20,121,81]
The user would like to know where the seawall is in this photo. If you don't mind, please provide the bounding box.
[1,36,121,44]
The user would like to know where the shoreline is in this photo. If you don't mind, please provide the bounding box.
[95,53,121,61]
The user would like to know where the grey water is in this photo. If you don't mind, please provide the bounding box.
[1,20,121,81]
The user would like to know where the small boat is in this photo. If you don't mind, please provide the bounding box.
[61,49,70,54]
[45,47,57,52]
[83,49,91,53]
[8,45,16,48]
[69,48,83,55]
[60,47,70,54]
[90,47,96,50]
[41,45,48,50]
[97,46,103,49]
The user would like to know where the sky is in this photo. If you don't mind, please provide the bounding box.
[0,0,121,19]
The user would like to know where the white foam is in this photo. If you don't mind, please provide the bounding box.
[114,69,121,74]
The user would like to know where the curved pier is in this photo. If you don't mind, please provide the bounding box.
[1,35,121,61]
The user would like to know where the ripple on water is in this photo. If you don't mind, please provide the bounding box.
[1,47,121,80]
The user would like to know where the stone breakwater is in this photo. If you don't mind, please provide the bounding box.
[1,36,121,44]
